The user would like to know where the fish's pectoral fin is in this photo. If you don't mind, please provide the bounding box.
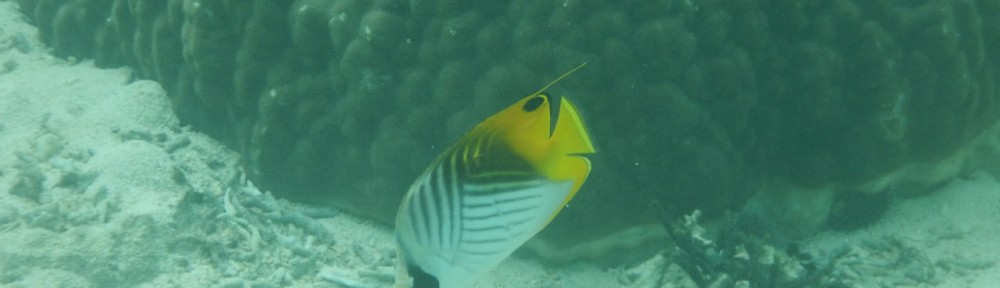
[552,97,595,155]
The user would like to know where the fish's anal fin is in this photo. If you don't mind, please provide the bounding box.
[409,264,439,288]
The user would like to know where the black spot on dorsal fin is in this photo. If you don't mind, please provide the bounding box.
[523,94,545,112]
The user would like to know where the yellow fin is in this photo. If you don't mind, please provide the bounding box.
[554,96,596,156]
[530,62,588,97]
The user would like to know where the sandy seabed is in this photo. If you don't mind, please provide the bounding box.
[1,1,999,287]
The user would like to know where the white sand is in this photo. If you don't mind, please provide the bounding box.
[803,172,1000,287]
[1,1,998,287]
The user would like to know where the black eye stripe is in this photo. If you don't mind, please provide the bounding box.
[523,95,545,112]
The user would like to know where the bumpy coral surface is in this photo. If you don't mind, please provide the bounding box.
[15,0,1000,256]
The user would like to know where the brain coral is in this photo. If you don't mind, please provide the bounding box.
[15,0,1000,260]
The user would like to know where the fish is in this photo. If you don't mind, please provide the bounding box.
[394,63,596,288]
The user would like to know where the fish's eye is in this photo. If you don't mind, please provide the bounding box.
[523,95,546,112]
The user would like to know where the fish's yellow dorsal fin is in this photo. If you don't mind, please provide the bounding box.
[530,62,587,97]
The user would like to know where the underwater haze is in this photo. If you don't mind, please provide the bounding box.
[2,0,1000,287]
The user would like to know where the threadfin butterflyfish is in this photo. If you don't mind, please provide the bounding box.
[393,63,595,288]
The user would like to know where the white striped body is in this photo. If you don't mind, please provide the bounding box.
[395,132,574,288]
[395,64,595,288]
